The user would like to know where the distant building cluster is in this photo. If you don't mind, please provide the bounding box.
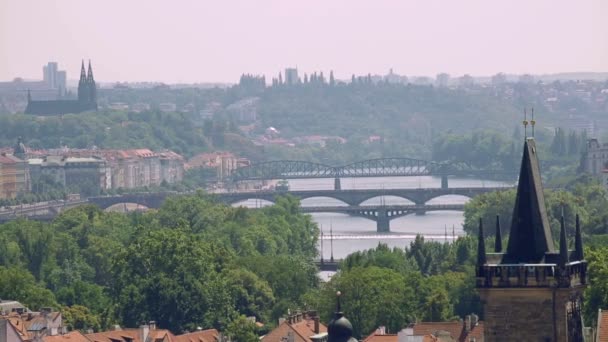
[42,62,67,96]
[0,300,220,342]
[0,139,185,200]
[583,138,608,190]
[25,61,98,116]
[187,151,250,181]
[0,153,29,199]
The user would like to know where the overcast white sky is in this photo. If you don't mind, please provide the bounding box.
[1,0,607,83]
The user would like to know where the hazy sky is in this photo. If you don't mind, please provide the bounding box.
[1,0,607,83]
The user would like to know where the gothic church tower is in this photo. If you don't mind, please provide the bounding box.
[476,137,587,342]
[77,60,89,103]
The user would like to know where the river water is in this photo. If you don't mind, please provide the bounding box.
[234,176,512,260]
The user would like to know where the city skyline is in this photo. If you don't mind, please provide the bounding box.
[1,0,607,83]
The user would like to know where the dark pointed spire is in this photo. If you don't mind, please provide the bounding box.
[559,214,569,267]
[477,218,486,266]
[87,60,94,82]
[505,138,555,263]
[574,214,584,261]
[78,60,89,103]
[79,60,86,82]
[495,215,503,253]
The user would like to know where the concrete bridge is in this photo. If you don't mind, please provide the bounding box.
[300,204,464,232]
[88,191,179,210]
[214,187,504,207]
[87,187,503,209]
[86,188,497,232]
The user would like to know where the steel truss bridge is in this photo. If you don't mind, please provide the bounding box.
[230,158,513,189]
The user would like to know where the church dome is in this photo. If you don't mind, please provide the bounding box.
[327,292,357,342]
[328,313,353,338]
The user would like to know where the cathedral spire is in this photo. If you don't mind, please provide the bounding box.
[477,218,486,266]
[87,60,94,82]
[86,60,97,106]
[495,215,502,253]
[78,59,89,103]
[504,138,555,263]
[79,60,86,82]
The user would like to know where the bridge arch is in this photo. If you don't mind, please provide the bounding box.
[424,194,473,205]
[230,199,275,208]
[359,195,416,206]
[300,197,350,207]
[104,202,150,212]
[89,193,172,210]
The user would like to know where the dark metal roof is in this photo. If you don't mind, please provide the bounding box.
[24,99,96,116]
[503,138,555,263]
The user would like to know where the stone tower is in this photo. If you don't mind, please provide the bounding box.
[77,60,89,103]
[476,138,587,342]
[86,60,97,108]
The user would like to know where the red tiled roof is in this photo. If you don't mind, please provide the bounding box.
[412,321,484,342]
[599,309,608,342]
[0,155,17,164]
[44,331,90,342]
[362,333,397,342]
[173,329,218,342]
[86,328,173,342]
[262,318,327,342]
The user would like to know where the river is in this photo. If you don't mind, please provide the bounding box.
[234,175,512,261]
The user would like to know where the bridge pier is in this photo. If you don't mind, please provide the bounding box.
[415,209,426,216]
[377,217,390,233]
[334,177,341,190]
[441,175,449,189]
[376,208,390,233]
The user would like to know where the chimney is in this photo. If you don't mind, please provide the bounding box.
[140,323,150,342]
[464,315,472,333]
[309,311,320,334]
[113,324,121,331]
[149,321,156,331]
[278,318,286,325]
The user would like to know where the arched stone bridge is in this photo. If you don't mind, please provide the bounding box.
[86,187,510,232]
[300,204,465,232]
[215,187,506,206]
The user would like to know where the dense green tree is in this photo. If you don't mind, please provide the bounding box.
[62,305,102,332]
[111,229,232,332]
[584,246,608,325]
[0,266,58,310]
[225,269,275,323]
[325,267,413,338]
[225,315,259,342]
